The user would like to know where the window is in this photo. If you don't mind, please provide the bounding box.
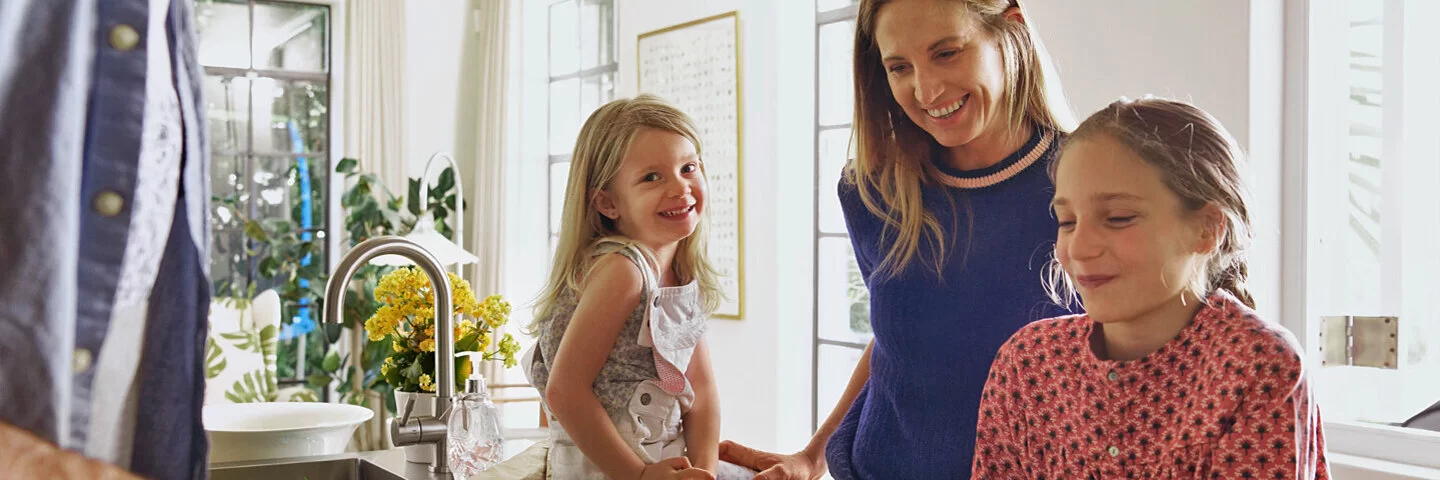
[812,0,866,432]
[547,0,617,252]
[1293,0,1440,468]
[196,0,333,394]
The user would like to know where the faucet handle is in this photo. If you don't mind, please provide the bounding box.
[398,395,416,426]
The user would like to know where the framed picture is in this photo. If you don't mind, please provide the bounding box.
[638,11,744,319]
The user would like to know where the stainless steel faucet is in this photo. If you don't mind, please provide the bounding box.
[323,236,456,474]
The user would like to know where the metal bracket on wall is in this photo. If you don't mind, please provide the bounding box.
[1318,315,1399,369]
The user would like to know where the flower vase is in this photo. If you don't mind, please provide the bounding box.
[392,390,437,463]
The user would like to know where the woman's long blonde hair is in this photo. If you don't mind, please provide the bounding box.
[527,94,723,333]
[848,0,1075,279]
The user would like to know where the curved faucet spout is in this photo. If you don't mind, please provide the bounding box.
[322,235,454,473]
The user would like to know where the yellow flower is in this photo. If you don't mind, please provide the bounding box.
[498,333,521,368]
[418,374,434,392]
[477,295,511,328]
[369,267,509,392]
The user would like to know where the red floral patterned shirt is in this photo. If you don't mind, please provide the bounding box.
[972,291,1329,479]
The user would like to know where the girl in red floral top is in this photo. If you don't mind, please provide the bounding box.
[971,97,1329,479]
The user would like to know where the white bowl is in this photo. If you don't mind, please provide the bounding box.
[204,402,374,463]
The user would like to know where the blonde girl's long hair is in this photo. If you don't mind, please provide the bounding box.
[526,94,723,333]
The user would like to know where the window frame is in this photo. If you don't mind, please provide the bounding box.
[199,0,341,391]
[545,0,619,251]
[811,1,864,432]
[1282,0,1440,471]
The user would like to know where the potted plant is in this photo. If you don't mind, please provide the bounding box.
[364,266,520,462]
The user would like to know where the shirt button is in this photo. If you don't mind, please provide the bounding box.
[73,349,93,374]
[1107,370,1120,381]
[640,393,651,405]
[93,190,125,217]
[109,24,140,51]
[1107,446,1120,457]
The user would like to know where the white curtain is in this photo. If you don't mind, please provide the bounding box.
[467,0,512,383]
[343,0,409,196]
[342,0,409,451]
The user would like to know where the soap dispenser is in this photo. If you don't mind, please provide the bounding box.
[447,351,505,476]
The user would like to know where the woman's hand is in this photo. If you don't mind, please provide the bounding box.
[640,457,716,480]
[718,441,823,480]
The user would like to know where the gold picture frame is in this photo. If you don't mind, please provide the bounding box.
[637,11,744,320]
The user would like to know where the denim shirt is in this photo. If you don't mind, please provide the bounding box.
[0,0,211,478]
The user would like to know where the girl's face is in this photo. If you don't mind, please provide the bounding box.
[873,0,1013,151]
[593,128,707,251]
[1052,133,1218,324]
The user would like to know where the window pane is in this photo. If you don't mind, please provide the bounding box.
[211,228,249,299]
[817,344,865,424]
[601,72,615,102]
[253,77,328,155]
[1308,0,1440,430]
[596,0,614,67]
[211,155,248,230]
[1340,0,1385,314]
[252,156,325,229]
[550,161,570,235]
[818,237,872,344]
[818,21,855,126]
[580,0,612,70]
[549,78,581,156]
[549,0,579,75]
[196,0,251,68]
[818,128,853,235]
[580,73,613,121]
[253,1,329,72]
[816,0,860,13]
[205,74,251,153]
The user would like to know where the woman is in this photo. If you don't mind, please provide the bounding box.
[720,0,1076,478]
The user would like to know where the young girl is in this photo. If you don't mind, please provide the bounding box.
[971,98,1330,479]
[523,95,753,480]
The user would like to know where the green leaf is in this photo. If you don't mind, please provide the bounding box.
[435,168,454,195]
[307,374,332,389]
[401,357,425,383]
[204,338,227,380]
[287,389,320,402]
[380,209,404,232]
[407,179,422,215]
[453,331,479,353]
[220,330,263,354]
[243,220,269,243]
[224,371,273,403]
[342,184,367,208]
[263,218,292,235]
[445,194,457,211]
[322,350,341,373]
[337,158,358,174]
[258,256,280,278]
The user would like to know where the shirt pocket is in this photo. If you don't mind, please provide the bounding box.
[625,380,681,446]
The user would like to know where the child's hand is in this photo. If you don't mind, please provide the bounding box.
[639,457,716,480]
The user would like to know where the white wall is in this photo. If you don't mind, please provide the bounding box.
[405,0,471,183]
[1027,0,1285,325]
